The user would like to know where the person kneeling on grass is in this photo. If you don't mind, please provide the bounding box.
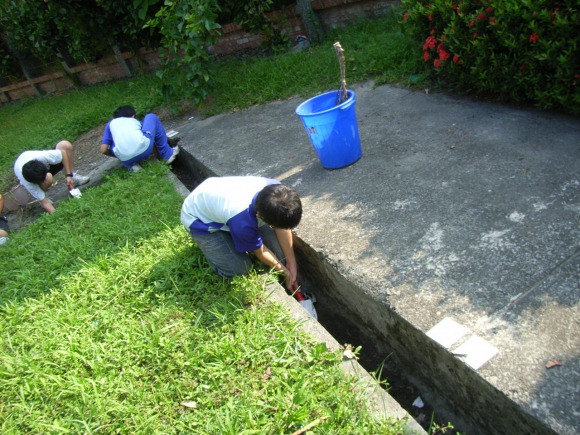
[99,105,180,173]
[181,176,302,290]
[13,140,90,214]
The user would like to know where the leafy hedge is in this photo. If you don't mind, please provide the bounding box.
[400,0,580,114]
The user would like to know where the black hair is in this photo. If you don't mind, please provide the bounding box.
[113,105,136,118]
[22,160,49,184]
[255,184,302,229]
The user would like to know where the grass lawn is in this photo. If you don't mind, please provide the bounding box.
[0,163,406,434]
[0,11,421,434]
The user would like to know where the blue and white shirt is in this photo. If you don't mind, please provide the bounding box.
[181,176,280,253]
[102,117,150,162]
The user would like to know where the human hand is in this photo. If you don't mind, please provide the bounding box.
[283,267,297,291]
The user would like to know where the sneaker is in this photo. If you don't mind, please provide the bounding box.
[166,146,180,164]
[168,136,181,148]
[0,236,8,245]
[130,163,142,173]
[72,173,90,186]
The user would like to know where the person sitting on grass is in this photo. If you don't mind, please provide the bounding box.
[14,140,90,214]
[99,105,180,173]
[181,176,302,291]
[0,193,9,245]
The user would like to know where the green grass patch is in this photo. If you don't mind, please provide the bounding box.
[208,13,422,115]
[0,163,404,434]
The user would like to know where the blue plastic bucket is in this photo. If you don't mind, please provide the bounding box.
[295,90,362,169]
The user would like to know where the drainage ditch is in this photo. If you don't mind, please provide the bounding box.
[171,149,557,435]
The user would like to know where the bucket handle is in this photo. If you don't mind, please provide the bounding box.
[339,98,356,111]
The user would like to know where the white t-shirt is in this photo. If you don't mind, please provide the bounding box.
[102,117,150,162]
[14,149,63,201]
[181,176,280,253]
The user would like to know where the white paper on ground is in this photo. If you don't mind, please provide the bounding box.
[426,317,469,349]
[453,335,498,370]
[412,396,424,408]
[299,299,318,320]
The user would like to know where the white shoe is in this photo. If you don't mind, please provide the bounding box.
[130,163,142,173]
[166,146,180,164]
[72,173,90,186]
[0,237,9,245]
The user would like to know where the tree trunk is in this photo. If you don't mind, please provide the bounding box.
[296,0,323,43]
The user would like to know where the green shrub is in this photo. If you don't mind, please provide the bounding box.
[400,0,580,114]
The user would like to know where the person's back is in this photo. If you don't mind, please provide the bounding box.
[181,176,301,284]
[100,104,179,171]
[106,117,149,161]
[181,176,278,238]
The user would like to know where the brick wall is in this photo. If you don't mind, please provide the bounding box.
[1,0,397,103]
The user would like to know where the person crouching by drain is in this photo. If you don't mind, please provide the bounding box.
[14,140,90,214]
[99,105,180,173]
[181,176,302,288]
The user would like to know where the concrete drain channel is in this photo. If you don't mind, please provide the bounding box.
[171,150,556,435]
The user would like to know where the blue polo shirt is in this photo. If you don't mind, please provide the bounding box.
[181,176,280,253]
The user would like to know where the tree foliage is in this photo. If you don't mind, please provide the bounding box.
[0,0,162,65]
[145,0,221,106]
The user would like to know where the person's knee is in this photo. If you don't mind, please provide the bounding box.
[0,229,8,238]
[55,140,73,152]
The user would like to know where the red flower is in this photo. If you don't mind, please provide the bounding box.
[485,7,494,13]
[424,51,430,61]
[489,17,496,24]
[423,36,437,51]
[468,21,475,28]
[430,28,436,35]
[519,65,527,71]
[451,4,458,10]
[439,49,451,61]
[434,59,440,68]
[473,32,478,38]
[529,33,540,43]
[477,12,486,20]
[428,14,433,20]
[453,55,461,64]
[403,12,409,20]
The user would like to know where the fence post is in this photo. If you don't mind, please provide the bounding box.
[112,45,132,77]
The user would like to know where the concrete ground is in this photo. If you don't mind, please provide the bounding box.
[169,81,580,435]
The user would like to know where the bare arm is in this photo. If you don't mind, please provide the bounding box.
[100,144,114,157]
[40,197,55,214]
[59,148,74,186]
[274,228,298,288]
[253,242,295,290]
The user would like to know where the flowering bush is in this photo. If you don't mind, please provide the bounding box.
[400,0,580,114]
